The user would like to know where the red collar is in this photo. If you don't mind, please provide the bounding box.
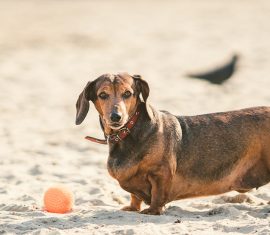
[85,105,141,145]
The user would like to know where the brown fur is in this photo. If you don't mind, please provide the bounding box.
[76,73,270,215]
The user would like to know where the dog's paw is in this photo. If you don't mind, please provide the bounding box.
[140,207,162,215]
[121,206,140,212]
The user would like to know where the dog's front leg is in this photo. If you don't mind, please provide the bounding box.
[140,169,172,215]
[121,193,142,212]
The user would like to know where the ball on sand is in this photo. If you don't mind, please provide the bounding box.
[43,185,74,213]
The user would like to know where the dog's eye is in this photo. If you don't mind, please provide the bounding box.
[122,91,132,99]
[98,92,109,100]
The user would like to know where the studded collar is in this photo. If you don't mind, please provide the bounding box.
[85,104,141,145]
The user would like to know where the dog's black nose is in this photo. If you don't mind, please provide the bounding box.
[110,112,122,122]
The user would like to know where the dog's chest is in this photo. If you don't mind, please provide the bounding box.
[108,161,151,203]
[107,143,146,179]
[107,153,151,203]
[107,153,139,180]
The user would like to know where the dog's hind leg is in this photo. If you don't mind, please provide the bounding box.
[237,158,270,192]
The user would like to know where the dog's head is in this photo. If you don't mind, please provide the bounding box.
[75,73,151,131]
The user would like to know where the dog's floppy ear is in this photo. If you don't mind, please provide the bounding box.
[75,81,96,125]
[133,74,153,119]
[133,74,149,102]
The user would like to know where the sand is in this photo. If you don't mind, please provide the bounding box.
[0,0,269,234]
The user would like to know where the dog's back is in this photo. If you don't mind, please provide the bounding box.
[174,106,270,191]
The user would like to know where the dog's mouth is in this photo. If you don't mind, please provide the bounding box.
[111,123,122,128]
[103,116,129,130]
[106,120,127,130]
[109,123,126,130]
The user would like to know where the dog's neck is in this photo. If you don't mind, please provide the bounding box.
[107,103,159,170]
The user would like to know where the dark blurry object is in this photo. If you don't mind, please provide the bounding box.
[187,54,239,84]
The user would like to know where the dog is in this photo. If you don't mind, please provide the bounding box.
[75,73,270,215]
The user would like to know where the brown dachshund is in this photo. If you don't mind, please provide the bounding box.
[76,73,270,215]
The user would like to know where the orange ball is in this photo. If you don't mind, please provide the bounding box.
[43,185,74,213]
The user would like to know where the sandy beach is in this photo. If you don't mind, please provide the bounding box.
[0,0,269,234]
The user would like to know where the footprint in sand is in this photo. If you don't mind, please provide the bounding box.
[0,203,32,212]
[89,199,109,206]
[28,164,42,176]
[207,206,241,217]
[17,195,35,202]
[89,187,101,194]
[0,188,7,194]
[212,194,256,204]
